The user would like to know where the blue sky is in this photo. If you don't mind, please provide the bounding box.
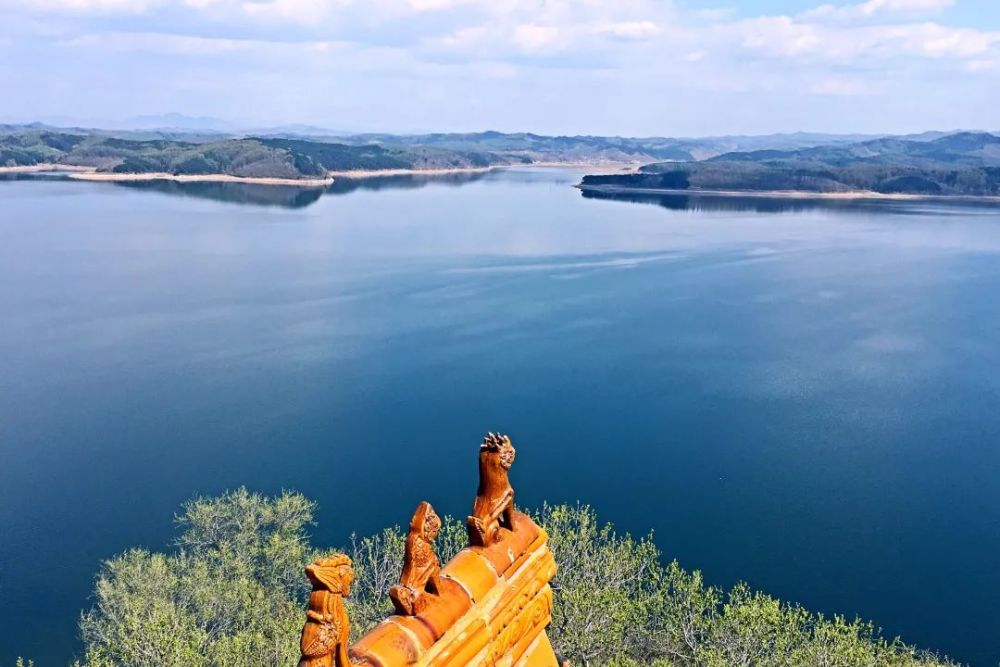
[1,0,998,135]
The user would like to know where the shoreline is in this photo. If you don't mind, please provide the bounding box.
[0,164,334,186]
[69,171,334,187]
[326,161,638,179]
[0,163,94,174]
[327,165,495,179]
[2,161,636,186]
[576,183,1000,204]
[6,164,994,201]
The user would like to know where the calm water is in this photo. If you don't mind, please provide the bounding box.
[1,170,999,665]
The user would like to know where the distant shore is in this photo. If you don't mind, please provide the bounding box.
[69,170,334,187]
[327,161,637,179]
[576,183,1000,203]
[0,164,94,174]
[1,161,636,186]
[0,164,334,186]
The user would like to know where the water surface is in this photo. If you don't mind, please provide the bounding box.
[1,170,999,665]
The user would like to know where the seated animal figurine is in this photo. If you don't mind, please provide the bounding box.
[299,554,355,667]
[467,432,516,546]
[388,501,443,615]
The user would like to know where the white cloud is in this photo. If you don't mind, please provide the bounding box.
[728,14,1000,62]
[737,16,824,57]
[58,31,257,53]
[10,0,490,21]
[238,0,341,22]
[512,23,562,53]
[9,0,996,69]
[900,22,1000,58]
[22,0,157,10]
[406,0,472,10]
[806,0,955,21]
[693,8,735,21]
[3,0,999,133]
[861,0,955,12]
[436,25,487,50]
[594,20,661,41]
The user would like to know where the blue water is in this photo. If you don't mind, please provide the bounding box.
[1,170,999,665]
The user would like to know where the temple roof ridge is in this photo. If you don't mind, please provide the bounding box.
[298,432,561,667]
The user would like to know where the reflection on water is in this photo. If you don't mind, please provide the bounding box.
[110,171,491,208]
[112,179,326,208]
[2,168,576,208]
[0,172,76,183]
[2,169,492,208]
[579,187,999,215]
[9,170,1000,215]
[326,170,489,194]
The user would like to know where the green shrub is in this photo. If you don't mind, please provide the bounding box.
[73,490,958,667]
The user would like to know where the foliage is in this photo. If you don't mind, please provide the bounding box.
[73,490,958,667]
[78,489,312,667]
[0,132,502,178]
[583,131,1000,196]
[539,505,956,667]
[0,122,902,166]
[7,126,1000,192]
[344,514,467,641]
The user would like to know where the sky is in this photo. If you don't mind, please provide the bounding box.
[0,0,998,136]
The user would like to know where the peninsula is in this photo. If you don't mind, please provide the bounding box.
[578,132,1000,198]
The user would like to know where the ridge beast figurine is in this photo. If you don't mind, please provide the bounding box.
[299,554,355,667]
[388,501,443,615]
[467,432,516,546]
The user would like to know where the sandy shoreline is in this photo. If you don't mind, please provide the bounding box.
[577,183,1000,204]
[326,161,637,179]
[6,164,995,201]
[326,166,494,179]
[0,163,94,174]
[69,171,334,187]
[2,161,634,186]
[0,163,334,186]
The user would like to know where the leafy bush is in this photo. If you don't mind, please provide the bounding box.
[77,489,311,667]
[67,490,956,667]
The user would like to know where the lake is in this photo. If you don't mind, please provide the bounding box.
[1,169,998,666]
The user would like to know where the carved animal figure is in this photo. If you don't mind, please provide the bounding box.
[467,432,516,546]
[299,554,355,667]
[388,501,443,615]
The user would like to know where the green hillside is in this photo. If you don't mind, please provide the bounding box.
[0,132,510,179]
[581,133,1000,197]
[0,126,914,178]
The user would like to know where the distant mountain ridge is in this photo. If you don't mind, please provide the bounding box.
[124,113,233,132]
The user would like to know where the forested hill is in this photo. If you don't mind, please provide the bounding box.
[0,125,904,178]
[580,132,1000,197]
[5,126,1000,191]
[0,132,517,179]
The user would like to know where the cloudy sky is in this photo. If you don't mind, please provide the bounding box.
[1,0,997,135]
